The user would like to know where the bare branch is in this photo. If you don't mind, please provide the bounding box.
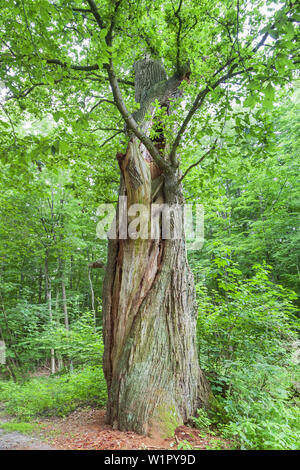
[106,0,123,45]
[6,74,132,102]
[87,72,134,87]
[7,79,64,100]
[85,0,104,29]
[88,126,124,133]
[88,99,116,113]
[0,37,16,57]
[100,130,123,148]
[0,103,17,144]
[174,0,184,70]
[1,55,134,87]
[72,8,93,13]
[46,59,100,72]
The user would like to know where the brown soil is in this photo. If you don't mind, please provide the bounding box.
[35,408,232,450]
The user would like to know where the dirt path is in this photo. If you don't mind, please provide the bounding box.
[0,429,56,450]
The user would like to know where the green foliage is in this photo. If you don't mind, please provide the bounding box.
[0,366,107,420]
[196,259,300,449]
[192,408,212,430]
[0,164,107,375]
[23,312,104,369]
[220,400,300,450]
[176,440,193,450]
[188,84,300,296]
[204,438,227,450]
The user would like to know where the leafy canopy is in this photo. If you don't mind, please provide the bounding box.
[0,0,299,177]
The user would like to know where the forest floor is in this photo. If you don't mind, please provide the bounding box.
[0,408,232,450]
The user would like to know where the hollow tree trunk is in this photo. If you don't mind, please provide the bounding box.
[102,59,210,436]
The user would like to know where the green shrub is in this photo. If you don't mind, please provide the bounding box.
[220,399,300,450]
[192,408,212,430]
[18,311,103,371]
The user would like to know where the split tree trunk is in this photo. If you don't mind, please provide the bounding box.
[102,59,210,436]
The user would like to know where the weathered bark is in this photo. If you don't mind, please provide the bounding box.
[102,59,210,436]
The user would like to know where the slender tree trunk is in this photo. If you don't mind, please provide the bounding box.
[88,267,96,329]
[38,265,43,304]
[70,255,73,290]
[55,285,64,371]
[0,315,18,380]
[60,260,73,371]
[61,276,69,330]
[102,59,210,436]
[18,269,24,299]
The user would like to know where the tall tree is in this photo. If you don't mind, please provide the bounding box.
[0,0,298,435]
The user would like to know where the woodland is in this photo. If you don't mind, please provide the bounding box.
[0,0,299,451]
